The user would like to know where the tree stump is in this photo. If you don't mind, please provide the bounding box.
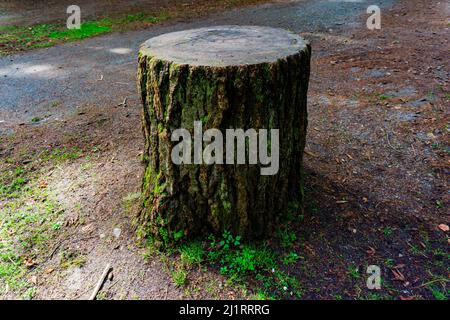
[137,26,311,242]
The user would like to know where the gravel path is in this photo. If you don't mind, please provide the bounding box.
[0,0,394,126]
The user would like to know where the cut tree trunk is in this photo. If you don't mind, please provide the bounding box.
[137,26,311,242]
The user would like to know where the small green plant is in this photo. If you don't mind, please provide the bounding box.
[269,271,303,298]
[208,231,275,278]
[409,244,422,256]
[429,286,447,300]
[285,201,304,222]
[142,236,157,261]
[158,226,170,247]
[435,200,444,209]
[383,227,393,237]
[21,287,36,300]
[180,242,204,266]
[433,248,450,259]
[51,101,60,108]
[96,291,108,300]
[172,268,188,287]
[348,266,360,279]
[384,258,395,268]
[282,252,299,266]
[200,114,209,125]
[173,230,184,242]
[250,290,275,300]
[52,222,62,230]
[277,227,297,248]
[365,293,387,300]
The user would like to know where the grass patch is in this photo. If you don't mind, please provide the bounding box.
[41,146,82,163]
[0,166,64,296]
[0,13,168,55]
[143,229,304,298]
[49,21,111,41]
[0,0,272,55]
[0,143,87,298]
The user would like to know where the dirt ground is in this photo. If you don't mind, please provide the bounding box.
[0,0,448,299]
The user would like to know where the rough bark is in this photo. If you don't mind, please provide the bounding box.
[137,31,311,241]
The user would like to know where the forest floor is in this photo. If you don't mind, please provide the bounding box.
[0,0,448,300]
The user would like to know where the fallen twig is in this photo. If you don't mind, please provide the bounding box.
[164,284,169,299]
[412,278,449,289]
[89,263,112,300]
[385,131,399,152]
[118,97,128,107]
[304,150,318,157]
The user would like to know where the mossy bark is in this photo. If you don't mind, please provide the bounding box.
[137,45,311,241]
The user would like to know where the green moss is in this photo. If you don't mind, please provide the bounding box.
[219,178,232,215]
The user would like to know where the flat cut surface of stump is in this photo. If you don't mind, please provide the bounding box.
[140,25,308,66]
